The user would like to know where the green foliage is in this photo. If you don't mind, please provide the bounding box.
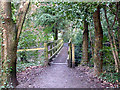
[34,2,70,41]
[99,72,119,83]
[1,2,120,87]
[11,2,17,23]
[17,57,44,73]
[17,30,40,63]
[18,30,38,49]
[37,14,55,26]
[74,29,83,65]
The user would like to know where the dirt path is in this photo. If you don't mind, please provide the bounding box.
[16,44,109,88]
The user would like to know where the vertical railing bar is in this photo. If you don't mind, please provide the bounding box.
[72,44,75,68]
[44,43,48,66]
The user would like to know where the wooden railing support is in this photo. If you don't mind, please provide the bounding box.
[50,44,53,57]
[44,43,48,66]
[68,38,75,68]
[44,39,64,65]
[68,39,72,67]
[17,39,64,66]
[72,44,75,68]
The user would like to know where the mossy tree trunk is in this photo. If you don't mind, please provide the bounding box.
[93,6,103,75]
[0,1,30,87]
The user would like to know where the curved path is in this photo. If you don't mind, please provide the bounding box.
[17,44,107,88]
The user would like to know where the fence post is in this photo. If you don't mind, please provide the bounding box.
[68,39,72,68]
[62,39,64,48]
[72,44,75,68]
[53,42,55,58]
[44,43,48,66]
[68,43,70,67]
[50,43,53,57]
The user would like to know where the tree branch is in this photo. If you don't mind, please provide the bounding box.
[104,4,120,73]
[111,3,118,28]
[16,0,30,41]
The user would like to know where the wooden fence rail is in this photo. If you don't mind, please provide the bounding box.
[67,38,75,68]
[44,39,64,65]
[17,48,44,52]
[17,39,64,66]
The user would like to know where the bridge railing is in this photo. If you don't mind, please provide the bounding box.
[67,38,75,68]
[17,39,64,66]
[44,39,64,65]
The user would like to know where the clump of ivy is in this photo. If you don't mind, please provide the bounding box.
[0,59,14,88]
[99,72,119,84]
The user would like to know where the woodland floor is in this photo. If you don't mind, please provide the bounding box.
[16,44,111,88]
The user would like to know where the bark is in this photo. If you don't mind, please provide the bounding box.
[16,1,30,42]
[81,20,89,65]
[1,1,30,87]
[93,6,103,75]
[1,2,18,87]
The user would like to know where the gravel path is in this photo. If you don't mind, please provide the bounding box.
[16,44,109,88]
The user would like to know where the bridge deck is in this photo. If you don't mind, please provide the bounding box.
[52,43,68,64]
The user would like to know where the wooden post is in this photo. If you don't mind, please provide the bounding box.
[72,44,75,68]
[53,42,55,58]
[44,43,48,66]
[50,44,53,57]
[68,43,71,67]
[62,39,64,48]
[55,41,57,52]
[70,42,72,68]
[68,39,72,68]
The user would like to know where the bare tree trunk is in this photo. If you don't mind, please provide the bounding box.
[0,1,2,81]
[81,20,89,65]
[93,6,103,75]
[1,1,30,87]
[117,2,120,54]
[104,5,120,73]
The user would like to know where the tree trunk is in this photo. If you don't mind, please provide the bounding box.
[54,29,58,40]
[1,2,18,87]
[53,23,58,40]
[81,20,89,65]
[93,6,103,75]
[0,1,2,81]
[1,1,30,87]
